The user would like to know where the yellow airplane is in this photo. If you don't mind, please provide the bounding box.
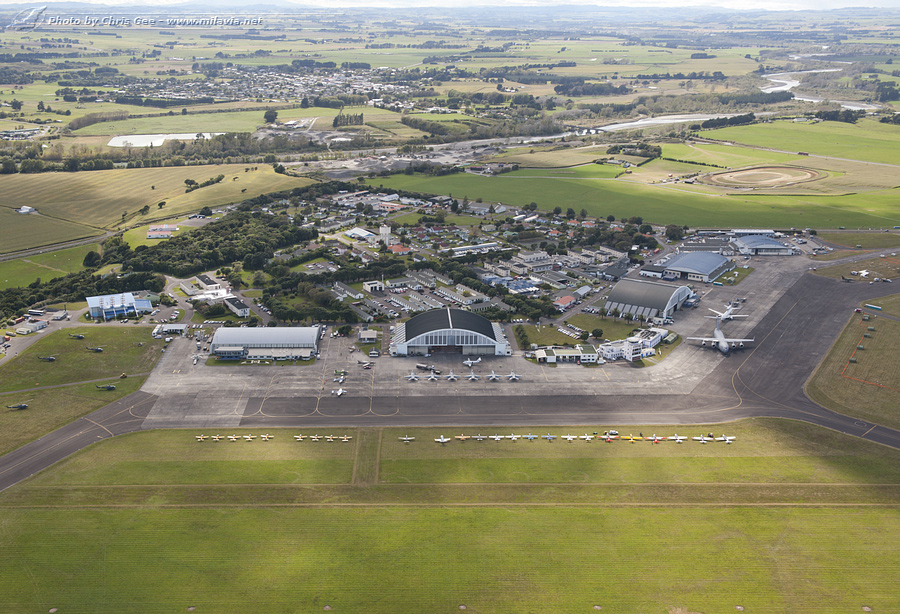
[243,434,256,441]
[260,434,274,441]
[454,434,470,442]
[195,435,208,442]
[340,435,352,442]
[211,435,223,442]
[310,434,321,442]
[622,434,643,443]
[294,434,306,441]
[227,434,240,442]
[325,435,336,442]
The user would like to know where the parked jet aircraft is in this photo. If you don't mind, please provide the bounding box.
[96,384,116,390]
[466,371,480,381]
[435,435,451,444]
[426,372,440,381]
[507,371,520,381]
[86,346,104,352]
[668,434,687,443]
[524,433,538,441]
[715,435,737,444]
[687,317,754,355]
[561,434,577,442]
[37,355,56,362]
[398,435,415,443]
[260,434,274,441]
[294,434,307,441]
[706,302,748,321]
[455,434,471,442]
[487,371,500,382]
[405,372,420,381]
[542,433,557,441]
[331,388,346,396]
[853,269,870,278]
[68,333,85,339]
[445,371,459,381]
[463,357,482,367]
[195,435,208,442]
[489,434,504,441]
[580,434,595,441]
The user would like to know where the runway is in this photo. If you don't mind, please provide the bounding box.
[2,271,900,492]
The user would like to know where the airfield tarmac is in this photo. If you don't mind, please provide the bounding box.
[3,257,900,491]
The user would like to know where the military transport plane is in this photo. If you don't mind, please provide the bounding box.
[435,435,451,444]
[687,317,754,355]
[463,357,481,367]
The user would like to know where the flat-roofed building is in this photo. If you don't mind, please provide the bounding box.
[210,326,321,360]
[86,292,154,321]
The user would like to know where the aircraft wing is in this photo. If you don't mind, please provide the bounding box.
[721,337,754,343]
[686,336,718,343]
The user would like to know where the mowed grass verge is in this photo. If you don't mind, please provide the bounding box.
[807,309,900,430]
[1,420,900,613]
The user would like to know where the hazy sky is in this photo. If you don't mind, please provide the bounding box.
[3,0,900,10]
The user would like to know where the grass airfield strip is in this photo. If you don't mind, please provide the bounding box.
[2,421,900,613]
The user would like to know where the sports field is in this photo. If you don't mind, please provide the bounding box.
[1,420,899,613]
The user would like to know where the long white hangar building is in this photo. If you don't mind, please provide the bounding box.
[210,326,321,360]
[605,278,692,321]
[390,308,511,356]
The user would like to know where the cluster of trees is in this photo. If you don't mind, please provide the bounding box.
[332,112,364,128]
[700,113,755,129]
[814,109,863,123]
[184,174,225,193]
[552,82,630,97]
[115,96,215,108]
[67,110,129,131]
[606,143,661,158]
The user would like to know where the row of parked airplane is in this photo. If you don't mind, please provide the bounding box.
[431,432,736,444]
[406,370,520,382]
[195,433,353,442]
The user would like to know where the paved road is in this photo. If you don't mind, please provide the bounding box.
[3,268,900,492]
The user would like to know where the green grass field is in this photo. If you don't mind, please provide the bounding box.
[0,243,99,289]
[807,309,900,430]
[1,420,900,613]
[0,208,102,254]
[818,231,900,249]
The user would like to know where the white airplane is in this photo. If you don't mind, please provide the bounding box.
[435,435,451,444]
[853,269,871,278]
[445,371,459,381]
[602,433,618,442]
[687,317,754,355]
[471,434,487,441]
[507,371,520,381]
[405,372,420,381]
[211,435,223,442]
[227,434,240,442]
[294,434,306,441]
[487,371,500,382]
[647,434,665,444]
[195,434,208,442]
[561,434,577,442]
[340,435,352,442]
[715,435,737,444]
[425,372,440,381]
[260,433,274,441]
[524,433,538,441]
[333,376,345,383]
[579,434,594,441]
[489,434,504,441]
[466,371,480,381]
[463,357,482,367]
[542,433,557,442]
[243,434,256,441]
[331,388,346,396]
[507,434,520,441]
[668,434,687,443]
[398,435,415,443]
[693,435,713,444]
[706,302,748,321]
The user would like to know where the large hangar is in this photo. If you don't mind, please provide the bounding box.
[605,278,692,321]
[390,308,511,356]
[210,326,321,360]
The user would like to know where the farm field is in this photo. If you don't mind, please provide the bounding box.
[0,243,100,290]
[0,208,102,255]
[1,420,899,613]
[0,165,315,232]
[491,145,610,167]
[704,118,900,165]
[72,109,287,136]
[807,308,900,430]
[368,171,900,229]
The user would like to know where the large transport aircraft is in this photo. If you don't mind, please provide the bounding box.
[687,317,754,355]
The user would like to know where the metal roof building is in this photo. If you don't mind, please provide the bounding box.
[210,326,321,360]
[732,235,795,256]
[390,308,511,356]
[86,292,154,321]
[663,252,734,283]
[605,279,692,321]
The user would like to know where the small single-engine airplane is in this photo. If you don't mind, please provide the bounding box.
[489,434,504,441]
[454,434,470,442]
[325,435,336,442]
[331,388,346,396]
[260,433,274,441]
[340,435,352,442]
[334,369,348,376]
[445,371,459,381]
[542,433,557,442]
[507,434,520,441]
[294,434,307,441]
[524,433,538,441]
[580,434,595,442]
[333,376,345,383]
[715,435,736,444]
[647,434,665,444]
[310,434,322,442]
[69,333,85,339]
[398,435,415,443]
[227,434,240,442]
[561,434,577,442]
[471,434,487,442]
[668,434,688,443]
[243,434,256,441]
[435,435,451,444]
[693,435,713,444]
[463,357,482,368]
[622,434,642,443]
[195,434,208,442]
[211,435,223,442]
